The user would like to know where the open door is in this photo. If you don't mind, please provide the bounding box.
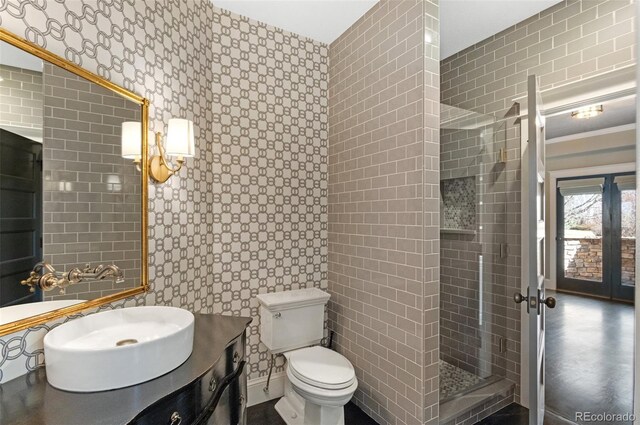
[0,129,43,307]
[516,75,556,425]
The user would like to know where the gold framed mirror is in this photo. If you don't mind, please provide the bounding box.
[0,28,149,337]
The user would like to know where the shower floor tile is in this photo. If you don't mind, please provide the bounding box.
[440,360,484,400]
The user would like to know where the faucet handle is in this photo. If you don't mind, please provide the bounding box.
[20,271,39,292]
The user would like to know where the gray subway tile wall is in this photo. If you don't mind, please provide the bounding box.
[328,1,439,424]
[422,1,440,422]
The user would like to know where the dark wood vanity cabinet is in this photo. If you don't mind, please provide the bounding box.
[132,328,248,425]
[0,314,252,425]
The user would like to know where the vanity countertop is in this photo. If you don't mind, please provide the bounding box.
[0,313,252,425]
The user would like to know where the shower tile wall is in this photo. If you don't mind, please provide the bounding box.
[328,1,439,424]
[441,0,636,401]
[0,1,327,384]
[42,63,141,301]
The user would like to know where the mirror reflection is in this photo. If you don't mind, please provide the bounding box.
[0,41,143,325]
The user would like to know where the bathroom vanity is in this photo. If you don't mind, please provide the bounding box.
[0,314,251,425]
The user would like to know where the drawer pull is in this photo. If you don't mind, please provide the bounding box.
[239,395,245,406]
[170,411,182,425]
[209,376,218,392]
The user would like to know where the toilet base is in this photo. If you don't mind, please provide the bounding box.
[274,375,346,425]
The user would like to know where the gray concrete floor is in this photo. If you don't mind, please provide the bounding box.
[545,291,634,424]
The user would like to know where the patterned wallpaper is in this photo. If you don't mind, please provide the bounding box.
[0,0,327,384]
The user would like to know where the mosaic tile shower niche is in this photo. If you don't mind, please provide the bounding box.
[441,176,476,232]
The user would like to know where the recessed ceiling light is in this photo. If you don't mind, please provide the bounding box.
[571,105,603,119]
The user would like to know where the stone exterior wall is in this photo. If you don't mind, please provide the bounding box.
[621,239,635,284]
[564,238,635,284]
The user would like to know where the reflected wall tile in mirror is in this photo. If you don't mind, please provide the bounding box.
[40,62,142,302]
[0,64,43,140]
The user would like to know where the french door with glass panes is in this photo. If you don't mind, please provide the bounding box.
[556,173,636,302]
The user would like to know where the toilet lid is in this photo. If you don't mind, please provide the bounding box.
[288,346,356,390]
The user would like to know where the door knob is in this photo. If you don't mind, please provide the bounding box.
[541,296,556,308]
[513,292,528,304]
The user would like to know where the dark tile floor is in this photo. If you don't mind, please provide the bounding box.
[249,293,633,425]
[247,399,378,425]
[477,403,577,425]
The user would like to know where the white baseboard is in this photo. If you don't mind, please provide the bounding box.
[247,372,285,407]
[545,278,556,291]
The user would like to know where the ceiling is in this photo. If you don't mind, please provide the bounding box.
[211,0,378,44]
[212,0,563,56]
[440,0,561,58]
[546,96,637,141]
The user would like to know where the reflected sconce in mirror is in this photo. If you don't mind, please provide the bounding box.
[121,118,195,183]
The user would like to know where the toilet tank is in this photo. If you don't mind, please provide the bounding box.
[256,288,330,354]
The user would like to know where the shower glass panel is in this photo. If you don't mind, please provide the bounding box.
[439,104,508,402]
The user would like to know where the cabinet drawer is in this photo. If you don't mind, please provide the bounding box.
[130,383,199,425]
[130,334,247,425]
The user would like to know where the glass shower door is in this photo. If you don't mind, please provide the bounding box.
[439,104,509,402]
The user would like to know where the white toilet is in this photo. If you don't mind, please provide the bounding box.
[256,288,357,425]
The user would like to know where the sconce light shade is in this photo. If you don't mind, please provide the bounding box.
[166,118,195,157]
[121,121,142,159]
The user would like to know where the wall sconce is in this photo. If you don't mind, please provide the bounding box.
[121,121,149,171]
[121,119,195,183]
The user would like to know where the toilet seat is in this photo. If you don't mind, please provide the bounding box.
[287,346,356,390]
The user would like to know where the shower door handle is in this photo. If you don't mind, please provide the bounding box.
[513,292,527,304]
[513,289,530,313]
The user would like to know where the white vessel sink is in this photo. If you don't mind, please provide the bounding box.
[43,306,194,392]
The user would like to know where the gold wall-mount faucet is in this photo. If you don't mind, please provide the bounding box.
[21,262,125,295]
